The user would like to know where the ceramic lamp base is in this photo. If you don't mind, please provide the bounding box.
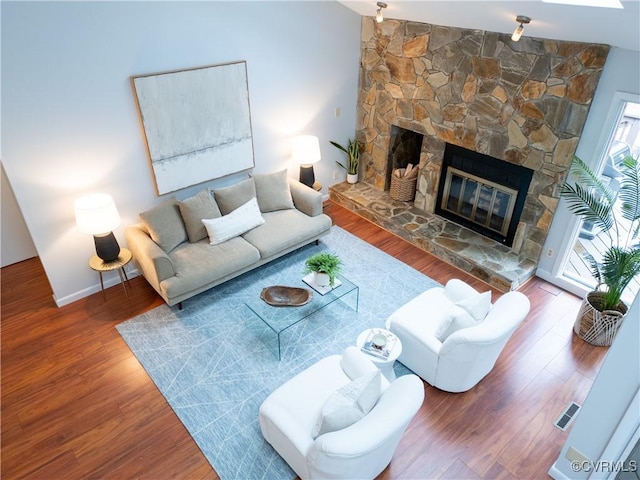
[94,232,121,262]
[299,164,316,188]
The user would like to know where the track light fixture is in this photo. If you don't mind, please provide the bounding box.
[376,2,388,23]
[511,15,531,42]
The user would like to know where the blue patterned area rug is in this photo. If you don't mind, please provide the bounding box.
[117,226,439,479]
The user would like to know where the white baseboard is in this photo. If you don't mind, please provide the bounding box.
[535,268,588,299]
[54,268,140,307]
[548,460,572,480]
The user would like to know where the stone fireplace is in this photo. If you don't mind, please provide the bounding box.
[329,17,610,290]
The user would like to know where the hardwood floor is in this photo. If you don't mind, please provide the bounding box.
[1,201,608,479]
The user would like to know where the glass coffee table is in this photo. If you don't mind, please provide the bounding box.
[245,274,359,360]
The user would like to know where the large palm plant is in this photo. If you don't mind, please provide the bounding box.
[561,155,640,311]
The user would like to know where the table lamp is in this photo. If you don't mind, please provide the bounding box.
[74,193,121,262]
[292,135,321,188]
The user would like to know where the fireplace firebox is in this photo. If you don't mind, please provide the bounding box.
[435,143,534,247]
[385,125,423,191]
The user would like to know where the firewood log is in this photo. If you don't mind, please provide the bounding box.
[404,163,414,177]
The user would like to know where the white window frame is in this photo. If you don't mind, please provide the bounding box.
[542,91,640,299]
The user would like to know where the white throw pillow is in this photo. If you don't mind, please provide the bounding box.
[438,290,492,340]
[456,291,492,322]
[434,310,456,342]
[202,197,265,245]
[312,370,381,439]
[439,305,478,340]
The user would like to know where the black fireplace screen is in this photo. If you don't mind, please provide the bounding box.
[442,168,518,238]
[436,143,534,247]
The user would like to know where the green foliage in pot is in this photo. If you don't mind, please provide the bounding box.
[561,155,640,311]
[303,252,343,286]
[330,138,360,175]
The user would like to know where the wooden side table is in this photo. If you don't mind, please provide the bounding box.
[89,248,132,301]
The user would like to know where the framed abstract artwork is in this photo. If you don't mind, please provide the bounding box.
[131,61,255,195]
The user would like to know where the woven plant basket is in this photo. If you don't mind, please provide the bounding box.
[573,291,627,346]
[389,175,417,202]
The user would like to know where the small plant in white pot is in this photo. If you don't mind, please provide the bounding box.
[304,252,342,288]
[330,138,360,184]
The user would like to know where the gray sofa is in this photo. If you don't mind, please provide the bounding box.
[125,170,332,307]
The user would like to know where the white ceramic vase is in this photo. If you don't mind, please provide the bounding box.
[347,173,358,184]
[314,272,331,288]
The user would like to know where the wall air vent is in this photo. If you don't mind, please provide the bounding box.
[555,402,581,431]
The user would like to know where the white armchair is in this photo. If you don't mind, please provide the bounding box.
[386,279,530,393]
[258,346,424,479]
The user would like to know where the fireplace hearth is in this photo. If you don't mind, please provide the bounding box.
[435,143,534,247]
[328,181,538,292]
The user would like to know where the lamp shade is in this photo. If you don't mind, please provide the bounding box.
[74,193,120,235]
[292,135,321,165]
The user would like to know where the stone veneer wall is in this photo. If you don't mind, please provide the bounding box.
[356,18,609,262]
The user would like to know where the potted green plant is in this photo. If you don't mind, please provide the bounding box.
[561,154,640,346]
[304,252,342,287]
[330,138,360,184]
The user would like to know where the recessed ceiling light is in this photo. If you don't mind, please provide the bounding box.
[541,0,623,8]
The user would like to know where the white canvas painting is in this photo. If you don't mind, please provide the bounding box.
[132,61,254,194]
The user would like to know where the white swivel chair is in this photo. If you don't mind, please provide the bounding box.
[259,346,424,480]
[386,279,530,393]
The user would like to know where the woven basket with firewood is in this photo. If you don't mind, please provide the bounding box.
[389,164,418,202]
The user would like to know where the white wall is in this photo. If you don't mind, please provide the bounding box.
[549,294,640,479]
[537,47,640,283]
[1,1,362,305]
[1,162,37,267]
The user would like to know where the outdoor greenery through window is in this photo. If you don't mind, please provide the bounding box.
[564,101,640,305]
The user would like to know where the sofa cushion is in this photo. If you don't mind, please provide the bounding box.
[202,197,265,245]
[161,236,260,300]
[312,370,381,439]
[178,189,222,243]
[213,177,256,215]
[242,209,332,259]
[253,170,294,213]
[139,198,188,253]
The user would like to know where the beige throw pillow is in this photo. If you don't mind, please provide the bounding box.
[178,189,222,243]
[213,178,256,215]
[253,170,294,212]
[139,198,188,253]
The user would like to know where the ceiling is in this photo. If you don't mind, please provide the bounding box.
[338,0,640,51]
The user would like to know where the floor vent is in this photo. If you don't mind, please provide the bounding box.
[555,402,581,431]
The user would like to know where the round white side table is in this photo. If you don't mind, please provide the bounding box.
[356,328,402,381]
